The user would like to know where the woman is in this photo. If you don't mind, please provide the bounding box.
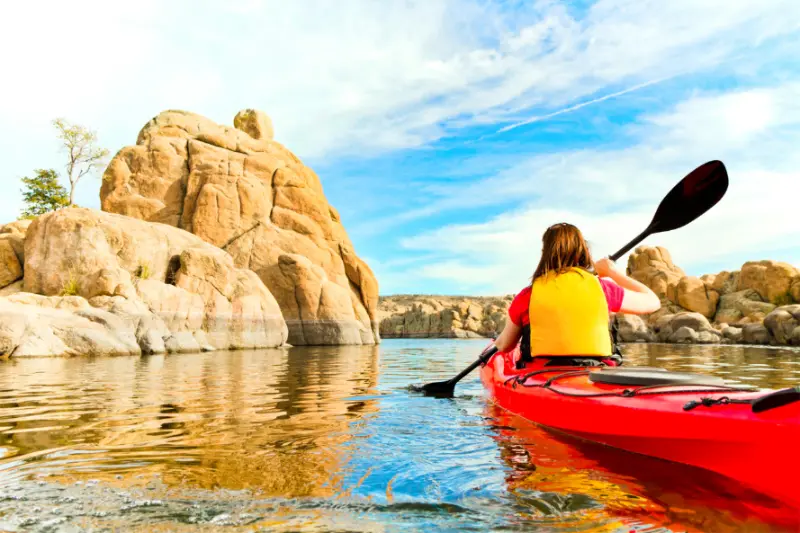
[494,222,660,367]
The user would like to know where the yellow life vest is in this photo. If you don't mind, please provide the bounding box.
[528,267,612,357]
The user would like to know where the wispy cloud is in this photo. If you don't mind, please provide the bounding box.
[393,82,800,294]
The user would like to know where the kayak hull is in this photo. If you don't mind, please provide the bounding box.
[480,347,800,509]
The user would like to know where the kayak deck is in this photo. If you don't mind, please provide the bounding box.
[480,348,800,509]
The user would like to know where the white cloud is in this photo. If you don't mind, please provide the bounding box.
[1,0,799,220]
[379,83,800,231]
[397,82,800,294]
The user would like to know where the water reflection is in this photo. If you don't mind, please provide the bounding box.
[619,342,800,389]
[489,405,798,532]
[0,346,380,498]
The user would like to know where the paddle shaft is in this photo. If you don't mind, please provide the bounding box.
[447,346,498,386]
[609,226,654,262]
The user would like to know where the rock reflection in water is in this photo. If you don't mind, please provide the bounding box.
[620,342,800,389]
[0,346,380,498]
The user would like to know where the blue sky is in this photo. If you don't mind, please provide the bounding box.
[1,1,799,296]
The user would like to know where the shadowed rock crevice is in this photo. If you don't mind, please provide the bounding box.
[290,284,307,346]
[165,255,181,286]
[177,139,190,230]
[221,222,262,252]
[269,167,279,222]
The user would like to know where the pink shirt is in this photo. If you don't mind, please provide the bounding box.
[508,277,624,327]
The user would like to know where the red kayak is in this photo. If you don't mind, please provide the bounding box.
[480,346,800,510]
[489,405,800,531]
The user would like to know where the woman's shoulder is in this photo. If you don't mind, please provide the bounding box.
[507,285,532,325]
[513,285,532,301]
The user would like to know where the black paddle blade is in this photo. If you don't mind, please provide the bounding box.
[411,346,498,398]
[649,160,728,233]
[409,379,455,398]
[751,386,800,413]
[609,160,729,261]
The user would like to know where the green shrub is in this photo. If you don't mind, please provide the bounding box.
[61,276,79,296]
[136,262,151,280]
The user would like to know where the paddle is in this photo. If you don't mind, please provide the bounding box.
[412,160,729,398]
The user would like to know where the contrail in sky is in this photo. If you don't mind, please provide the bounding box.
[497,76,673,134]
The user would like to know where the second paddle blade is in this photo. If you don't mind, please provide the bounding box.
[410,380,456,398]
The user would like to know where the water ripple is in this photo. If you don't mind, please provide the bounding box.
[0,340,797,532]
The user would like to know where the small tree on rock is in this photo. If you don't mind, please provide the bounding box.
[52,118,110,205]
[20,169,70,219]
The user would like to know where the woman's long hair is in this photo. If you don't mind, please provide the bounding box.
[532,222,595,282]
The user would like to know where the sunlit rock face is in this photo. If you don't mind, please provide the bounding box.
[100,109,379,346]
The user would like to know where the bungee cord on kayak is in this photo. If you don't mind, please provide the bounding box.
[682,396,756,411]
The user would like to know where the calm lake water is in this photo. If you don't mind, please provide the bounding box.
[0,340,799,532]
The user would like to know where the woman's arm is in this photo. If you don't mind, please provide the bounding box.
[595,257,661,314]
[494,319,522,352]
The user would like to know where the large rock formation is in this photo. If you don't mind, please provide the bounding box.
[100,109,378,346]
[613,314,654,343]
[705,270,739,295]
[0,208,287,357]
[715,289,775,325]
[619,247,800,346]
[650,312,721,344]
[378,295,512,338]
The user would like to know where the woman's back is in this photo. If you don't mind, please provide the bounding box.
[528,267,613,357]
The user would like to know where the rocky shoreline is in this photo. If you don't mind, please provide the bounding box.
[378,247,800,347]
[378,294,513,339]
[0,109,379,358]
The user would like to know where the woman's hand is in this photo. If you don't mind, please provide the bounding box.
[595,257,622,278]
[595,256,661,314]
